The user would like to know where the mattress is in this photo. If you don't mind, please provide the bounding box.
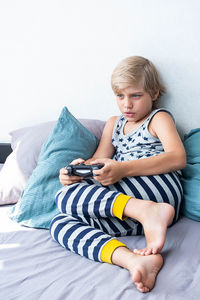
[0,205,200,300]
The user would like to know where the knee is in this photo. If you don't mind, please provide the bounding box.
[49,213,68,239]
[55,184,76,214]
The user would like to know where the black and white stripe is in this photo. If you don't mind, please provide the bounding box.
[50,172,182,262]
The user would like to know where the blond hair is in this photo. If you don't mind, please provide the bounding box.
[111,56,166,105]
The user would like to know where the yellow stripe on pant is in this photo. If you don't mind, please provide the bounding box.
[112,194,131,220]
[100,239,126,264]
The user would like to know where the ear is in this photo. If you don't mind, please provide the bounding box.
[152,90,159,101]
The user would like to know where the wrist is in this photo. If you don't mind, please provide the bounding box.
[118,161,129,178]
[120,161,136,178]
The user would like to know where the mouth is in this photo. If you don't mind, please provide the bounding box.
[124,112,135,118]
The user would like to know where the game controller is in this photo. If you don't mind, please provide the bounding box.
[66,163,104,177]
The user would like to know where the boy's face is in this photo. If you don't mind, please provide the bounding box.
[116,84,158,123]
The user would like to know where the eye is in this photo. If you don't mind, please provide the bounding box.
[131,94,141,99]
[117,94,124,99]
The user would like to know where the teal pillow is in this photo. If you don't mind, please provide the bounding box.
[9,107,99,229]
[181,128,200,221]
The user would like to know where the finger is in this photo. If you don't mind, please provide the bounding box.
[60,172,83,181]
[71,158,85,165]
[93,169,103,176]
[72,176,84,181]
[68,179,83,184]
[60,168,68,175]
[93,175,101,182]
[62,177,83,185]
[99,181,109,186]
[89,159,98,164]
[92,164,106,176]
[64,175,84,181]
[90,158,106,165]
[94,177,109,186]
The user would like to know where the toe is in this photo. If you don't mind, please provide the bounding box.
[144,248,152,255]
[142,286,150,293]
[136,283,150,293]
[152,248,157,254]
[133,248,145,255]
[133,248,140,254]
[134,248,152,256]
[136,282,143,289]
[152,247,161,254]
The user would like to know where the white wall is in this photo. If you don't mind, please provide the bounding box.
[0,0,200,141]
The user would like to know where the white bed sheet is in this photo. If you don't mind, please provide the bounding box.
[1,204,200,300]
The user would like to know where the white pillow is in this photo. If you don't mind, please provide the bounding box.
[0,119,105,205]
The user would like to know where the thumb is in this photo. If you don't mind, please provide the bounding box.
[90,158,106,165]
[71,158,85,165]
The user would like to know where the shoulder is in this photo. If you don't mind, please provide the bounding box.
[107,115,119,124]
[149,111,176,138]
[101,116,119,137]
[151,110,174,123]
[105,116,119,129]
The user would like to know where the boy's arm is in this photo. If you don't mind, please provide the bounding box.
[85,116,117,164]
[93,112,186,186]
[121,111,186,177]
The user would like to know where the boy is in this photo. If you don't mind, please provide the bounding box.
[50,56,186,293]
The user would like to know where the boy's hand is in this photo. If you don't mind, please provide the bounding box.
[59,158,85,186]
[91,158,124,185]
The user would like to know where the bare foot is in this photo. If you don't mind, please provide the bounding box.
[133,202,175,255]
[112,246,163,293]
[130,253,163,293]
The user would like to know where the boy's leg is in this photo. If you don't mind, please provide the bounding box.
[111,246,163,293]
[123,198,175,255]
[55,179,131,220]
[50,213,128,263]
[51,175,181,292]
[52,181,140,262]
[119,172,182,255]
[55,180,144,237]
[55,172,182,255]
[50,214,163,293]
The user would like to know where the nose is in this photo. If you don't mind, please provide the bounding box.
[124,96,133,108]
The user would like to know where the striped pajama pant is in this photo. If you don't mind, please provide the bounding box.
[50,172,183,263]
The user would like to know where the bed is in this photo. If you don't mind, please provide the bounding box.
[0,107,200,300]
